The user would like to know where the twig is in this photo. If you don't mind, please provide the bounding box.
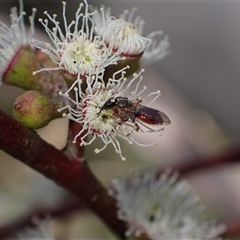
[0,109,126,239]
[156,145,240,238]
[222,220,240,238]
[161,145,240,177]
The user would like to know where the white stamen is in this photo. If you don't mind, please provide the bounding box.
[110,168,226,239]
[90,6,151,56]
[33,1,123,77]
[59,66,168,160]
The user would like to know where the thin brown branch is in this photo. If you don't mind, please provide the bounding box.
[222,220,240,238]
[156,144,240,238]
[64,120,85,159]
[160,145,240,177]
[0,109,126,239]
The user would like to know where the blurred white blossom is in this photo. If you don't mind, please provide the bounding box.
[109,168,225,239]
[17,217,55,240]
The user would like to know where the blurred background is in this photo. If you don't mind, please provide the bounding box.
[0,0,240,239]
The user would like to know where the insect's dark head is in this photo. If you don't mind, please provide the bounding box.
[101,97,130,110]
[101,97,116,110]
[115,97,130,108]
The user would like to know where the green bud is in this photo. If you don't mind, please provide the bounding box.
[3,46,43,90]
[2,46,68,102]
[13,90,63,129]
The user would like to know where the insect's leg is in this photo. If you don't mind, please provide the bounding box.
[134,122,140,132]
[125,118,139,137]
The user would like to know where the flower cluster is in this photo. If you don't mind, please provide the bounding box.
[32,0,169,160]
[33,1,124,79]
[0,1,229,240]
[0,0,171,159]
[33,0,169,78]
[109,168,226,239]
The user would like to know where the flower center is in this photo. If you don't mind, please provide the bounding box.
[122,24,136,40]
[60,37,101,74]
[98,18,150,55]
[81,89,121,135]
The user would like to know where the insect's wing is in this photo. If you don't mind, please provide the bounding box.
[136,106,171,125]
[158,110,171,125]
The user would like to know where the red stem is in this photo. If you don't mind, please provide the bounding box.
[65,120,86,159]
[158,145,240,238]
[0,109,126,239]
[163,146,240,177]
[222,220,240,238]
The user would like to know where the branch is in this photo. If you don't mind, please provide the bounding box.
[164,145,240,176]
[222,219,240,238]
[0,109,126,239]
[154,145,240,238]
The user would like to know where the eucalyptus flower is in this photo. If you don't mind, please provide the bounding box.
[91,6,170,64]
[58,66,170,161]
[109,168,226,239]
[17,217,55,240]
[33,0,123,81]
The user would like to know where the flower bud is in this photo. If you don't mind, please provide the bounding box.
[2,46,43,90]
[0,2,36,87]
[13,90,64,129]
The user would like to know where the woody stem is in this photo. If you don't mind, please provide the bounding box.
[0,109,126,239]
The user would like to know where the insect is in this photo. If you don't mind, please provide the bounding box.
[100,97,171,132]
